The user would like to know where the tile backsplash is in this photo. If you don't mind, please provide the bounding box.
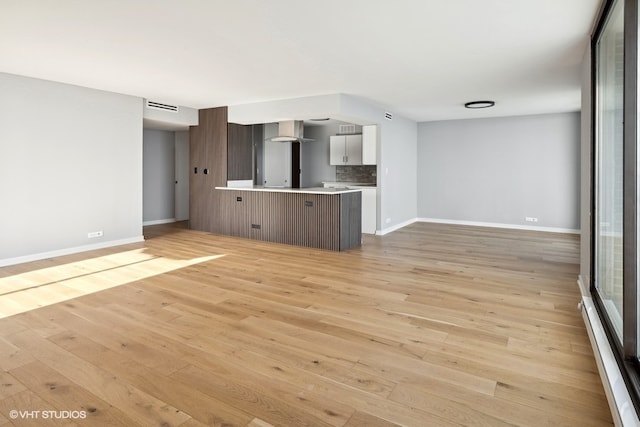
[336,165,377,184]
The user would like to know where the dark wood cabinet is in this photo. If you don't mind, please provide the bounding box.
[227,123,253,181]
[189,107,227,232]
[189,121,208,231]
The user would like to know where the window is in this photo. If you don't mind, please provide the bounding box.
[595,0,625,343]
[592,0,640,412]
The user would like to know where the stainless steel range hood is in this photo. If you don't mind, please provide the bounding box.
[265,120,314,142]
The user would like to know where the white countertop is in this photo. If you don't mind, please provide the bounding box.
[346,185,377,189]
[215,186,361,195]
[322,181,377,190]
[322,181,376,187]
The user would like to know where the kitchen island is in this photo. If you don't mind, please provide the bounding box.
[214,186,362,251]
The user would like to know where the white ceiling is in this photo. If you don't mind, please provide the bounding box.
[0,0,602,122]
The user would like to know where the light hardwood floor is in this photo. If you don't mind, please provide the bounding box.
[0,222,612,426]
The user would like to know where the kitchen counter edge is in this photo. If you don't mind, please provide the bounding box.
[215,186,361,195]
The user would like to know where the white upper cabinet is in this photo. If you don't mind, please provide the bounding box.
[362,125,377,165]
[329,125,377,166]
[345,135,362,165]
[330,134,363,165]
[330,135,346,165]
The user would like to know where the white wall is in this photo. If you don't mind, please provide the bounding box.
[143,129,175,224]
[417,112,581,231]
[228,94,341,125]
[0,73,144,266]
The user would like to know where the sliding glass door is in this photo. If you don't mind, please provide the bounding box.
[592,0,640,412]
[595,0,625,342]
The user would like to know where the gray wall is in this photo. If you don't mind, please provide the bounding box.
[0,73,143,265]
[143,129,175,223]
[379,114,418,229]
[417,112,581,230]
[336,95,418,232]
[174,131,190,221]
[301,123,339,187]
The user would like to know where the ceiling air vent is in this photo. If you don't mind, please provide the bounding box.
[338,124,356,134]
[384,112,393,121]
[145,100,179,113]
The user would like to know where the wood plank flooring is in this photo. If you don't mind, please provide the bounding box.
[0,222,612,426]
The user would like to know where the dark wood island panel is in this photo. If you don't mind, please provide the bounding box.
[216,189,361,251]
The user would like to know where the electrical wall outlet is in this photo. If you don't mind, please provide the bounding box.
[386,218,391,224]
[525,217,538,223]
[88,230,103,238]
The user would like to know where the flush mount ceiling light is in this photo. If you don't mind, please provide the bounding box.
[464,100,495,109]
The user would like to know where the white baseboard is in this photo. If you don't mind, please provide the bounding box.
[376,217,580,236]
[417,217,580,234]
[579,289,639,427]
[377,218,418,236]
[142,218,176,226]
[0,236,145,268]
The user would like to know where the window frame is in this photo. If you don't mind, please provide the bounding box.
[591,0,640,414]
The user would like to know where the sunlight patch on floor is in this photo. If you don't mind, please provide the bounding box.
[0,249,224,318]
